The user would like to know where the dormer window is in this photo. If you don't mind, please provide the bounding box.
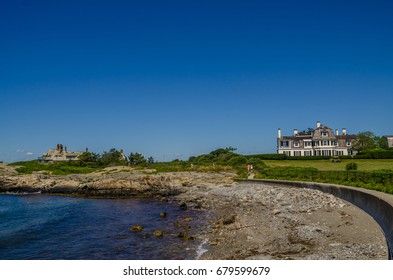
[280,141,289,148]
[322,131,328,137]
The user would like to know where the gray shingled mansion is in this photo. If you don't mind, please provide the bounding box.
[277,121,358,157]
[39,144,83,162]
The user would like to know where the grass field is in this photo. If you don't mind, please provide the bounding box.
[264,159,393,171]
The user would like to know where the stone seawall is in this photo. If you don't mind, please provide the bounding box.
[236,179,393,259]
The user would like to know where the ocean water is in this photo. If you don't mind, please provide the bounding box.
[0,194,207,260]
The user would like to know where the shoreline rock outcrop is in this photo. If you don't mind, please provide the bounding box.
[0,166,235,197]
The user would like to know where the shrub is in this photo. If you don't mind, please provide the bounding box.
[346,162,358,171]
[228,156,247,166]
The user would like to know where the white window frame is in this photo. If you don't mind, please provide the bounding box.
[280,141,289,148]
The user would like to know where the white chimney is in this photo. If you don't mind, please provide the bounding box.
[342,128,347,135]
[316,121,321,128]
[335,129,339,136]
[294,129,298,136]
[278,128,281,139]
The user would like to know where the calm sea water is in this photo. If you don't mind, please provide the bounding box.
[0,194,207,260]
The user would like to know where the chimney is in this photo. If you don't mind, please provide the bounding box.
[294,129,298,136]
[86,147,89,153]
[342,128,347,135]
[278,128,281,139]
[316,121,321,128]
[335,129,339,136]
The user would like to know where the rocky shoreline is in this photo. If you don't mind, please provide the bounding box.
[0,165,234,197]
[182,183,387,260]
[0,164,388,259]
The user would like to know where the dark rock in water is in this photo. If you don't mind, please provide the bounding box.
[160,212,167,218]
[177,231,194,240]
[154,230,164,238]
[142,233,150,239]
[182,217,193,223]
[130,225,144,232]
[116,246,125,251]
[180,202,188,211]
[114,235,129,239]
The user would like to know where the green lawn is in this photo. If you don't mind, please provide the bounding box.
[264,159,393,171]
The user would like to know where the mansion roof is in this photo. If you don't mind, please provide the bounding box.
[280,124,357,141]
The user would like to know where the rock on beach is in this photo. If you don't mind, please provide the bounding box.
[187,183,388,260]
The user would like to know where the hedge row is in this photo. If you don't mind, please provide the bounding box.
[257,168,393,194]
[248,150,393,160]
[354,150,393,159]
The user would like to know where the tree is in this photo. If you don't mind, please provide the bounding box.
[205,147,238,164]
[299,128,314,135]
[129,152,146,165]
[79,151,100,163]
[375,136,389,150]
[100,148,125,166]
[209,147,237,157]
[352,131,378,153]
[147,156,155,164]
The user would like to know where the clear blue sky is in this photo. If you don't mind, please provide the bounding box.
[1,0,392,162]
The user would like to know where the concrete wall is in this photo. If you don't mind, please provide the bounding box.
[236,178,393,259]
